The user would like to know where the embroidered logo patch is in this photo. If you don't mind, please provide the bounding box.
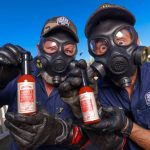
[56,107,64,114]
[145,92,150,106]
[57,17,70,26]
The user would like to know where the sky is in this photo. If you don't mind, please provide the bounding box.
[0,0,150,61]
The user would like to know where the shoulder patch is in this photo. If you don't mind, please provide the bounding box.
[145,91,150,106]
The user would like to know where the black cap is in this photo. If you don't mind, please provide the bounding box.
[41,16,79,42]
[85,3,136,37]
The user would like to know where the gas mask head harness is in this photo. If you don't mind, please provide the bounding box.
[37,30,78,86]
[87,19,149,87]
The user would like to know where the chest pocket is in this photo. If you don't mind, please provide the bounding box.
[136,107,150,129]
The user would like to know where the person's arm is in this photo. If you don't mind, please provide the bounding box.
[0,44,26,107]
[130,123,150,150]
[0,43,25,89]
[5,108,89,149]
[84,106,150,149]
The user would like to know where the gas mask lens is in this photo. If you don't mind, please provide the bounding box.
[114,27,133,46]
[89,38,109,56]
[43,40,58,54]
[63,43,76,56]
[43,39,76,56]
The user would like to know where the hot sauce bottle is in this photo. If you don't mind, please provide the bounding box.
[79,65,100,125]
[17,52,36,115]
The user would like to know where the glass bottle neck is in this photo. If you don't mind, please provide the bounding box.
[21,52,31,75]
[22,60,30,75]
[81,69,88,87]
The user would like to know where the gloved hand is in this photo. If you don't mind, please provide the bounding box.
[85,106,133,137]
[59,59,84,120]
[0,43,26,88]
[5,108,88,150]
[81,106,130,150]
[59,59,100,120]
[84,130,125,150]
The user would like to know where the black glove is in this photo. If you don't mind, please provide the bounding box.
[59,59,84,119]
[0,43,26,88]
[84,130,125,150]
[59,59,100,120]
[82,107,131,150]
[85,106,133,137]
[5,108,88,150]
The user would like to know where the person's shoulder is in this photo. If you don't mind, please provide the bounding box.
[30,56,40,77]
[141,61,150,68]
[140,62,150,74]
[140,62,150,82]
[31,57,37,67]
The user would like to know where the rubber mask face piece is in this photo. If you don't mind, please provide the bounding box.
[88,20,148,87]
[37,31,77,86]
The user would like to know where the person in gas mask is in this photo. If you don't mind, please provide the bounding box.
[59,4,150,150]
[0,16,89,150]
[37,16,78,86]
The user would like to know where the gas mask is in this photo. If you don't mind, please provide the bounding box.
[88,20,149,87]
[36,31,77,86]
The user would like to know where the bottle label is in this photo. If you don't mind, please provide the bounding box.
[79,92,99,123]
[18,82,36,114]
